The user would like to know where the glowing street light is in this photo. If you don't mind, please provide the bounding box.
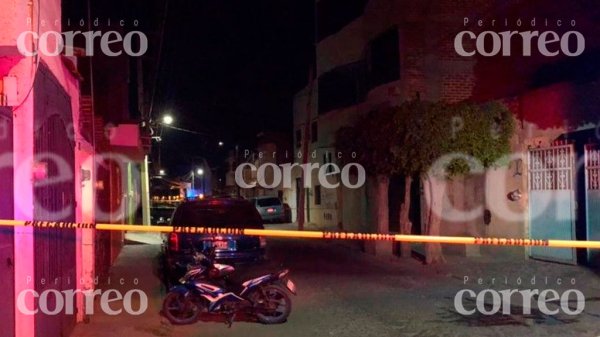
[162,115,174,125]
[218,141,224,147]
[159,169,166,176]
[191,168,205,197]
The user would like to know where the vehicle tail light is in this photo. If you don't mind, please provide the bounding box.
[169,232,179,251]
[267,208,275,213]
[259,236,267,248]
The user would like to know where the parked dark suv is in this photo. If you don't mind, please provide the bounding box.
[163,197,266,284]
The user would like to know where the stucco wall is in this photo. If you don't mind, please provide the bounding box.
[0,1,90,336]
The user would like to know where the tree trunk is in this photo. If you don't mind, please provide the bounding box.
[423,174,446,264]
[337,183,344,231]
[366,174,392,256]
[399,176,412,258]
[376,175,389,233]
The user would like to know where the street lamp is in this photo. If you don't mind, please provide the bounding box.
[218,141,224,147]
[162,115,174,125]
[191,168,205,198]
[159,169,166,176]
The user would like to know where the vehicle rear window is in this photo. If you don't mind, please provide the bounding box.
[171,202,264,229]
[256,197,282,207]
[151,208,174,217]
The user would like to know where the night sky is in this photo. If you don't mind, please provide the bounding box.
[63,0,315,176]
[154,0,315,175]
[61,0,600,178]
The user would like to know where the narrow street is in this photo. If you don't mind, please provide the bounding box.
[70,229,600,337]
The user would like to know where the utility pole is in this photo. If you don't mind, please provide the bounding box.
[191,170,195,192]
[297,67,315,231]
[298,6,318,230]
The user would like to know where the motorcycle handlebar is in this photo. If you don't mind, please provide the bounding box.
[191,246,217,266]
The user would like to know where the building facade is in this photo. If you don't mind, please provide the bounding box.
[292,0,600,261]
[0,1,149,336]
[225,132,293,206]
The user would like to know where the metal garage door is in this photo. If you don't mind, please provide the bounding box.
[585,144,600,266]
[528,144,576,264]
[0,108,15,337]
[33,65,77,337]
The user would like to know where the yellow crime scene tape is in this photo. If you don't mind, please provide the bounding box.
[0,219,599,249]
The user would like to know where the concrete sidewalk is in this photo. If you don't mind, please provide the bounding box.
[125,231,164,245]
[70,239,168,337]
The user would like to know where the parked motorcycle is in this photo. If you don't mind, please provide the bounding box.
[162,248,296,326]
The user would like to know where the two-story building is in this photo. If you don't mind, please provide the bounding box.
[0,0,152,336]
[292,0,600,262]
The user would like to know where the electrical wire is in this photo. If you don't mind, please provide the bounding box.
[148,0,170,120]
[161,123,209,135]
[12,0,41,112]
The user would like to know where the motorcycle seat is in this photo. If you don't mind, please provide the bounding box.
[213,263,235,278]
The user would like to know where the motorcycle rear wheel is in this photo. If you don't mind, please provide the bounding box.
[252,285,292,324]
[162,292,201,325]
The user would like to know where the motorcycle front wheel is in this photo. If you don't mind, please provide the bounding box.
[252,285,292,324]
[162,292,200,325]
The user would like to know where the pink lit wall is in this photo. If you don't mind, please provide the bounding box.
[76,147,96,322]
[108,124,143,147]
[1,0,93,336]
[0,1,28,54]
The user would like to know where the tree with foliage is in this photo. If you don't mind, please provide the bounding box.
[393,100,515,264]
[335,107,399,255]
[391,100,431,257]
[336,100,514,262]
